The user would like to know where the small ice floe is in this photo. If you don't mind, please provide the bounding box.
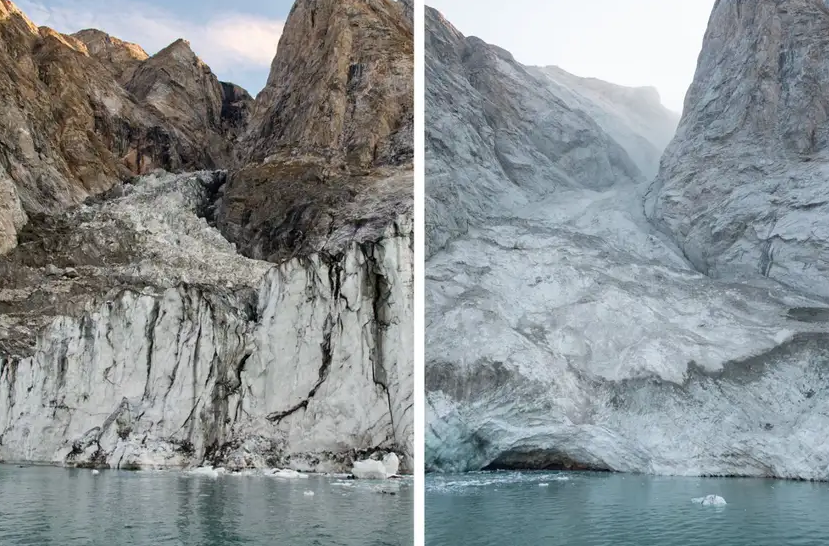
[692,495,727,506]
[266,468,309,479]
[538,483,549,487]
[352,453,400,480]
[91,469,100,475]
[303,490,315,497]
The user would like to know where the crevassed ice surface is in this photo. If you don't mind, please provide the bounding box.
[424,3,829,479]
[0,171,413,471]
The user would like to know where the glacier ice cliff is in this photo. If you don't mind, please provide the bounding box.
[0,171,413,471]
[425,1,829,480]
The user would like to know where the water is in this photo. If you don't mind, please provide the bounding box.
[426,471,829,546]
[0,465,412,546]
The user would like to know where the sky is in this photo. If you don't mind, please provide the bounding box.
[428,0,717,113]
[16,0,292,96]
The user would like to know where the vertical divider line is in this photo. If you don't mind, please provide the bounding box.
[413,0,426,543]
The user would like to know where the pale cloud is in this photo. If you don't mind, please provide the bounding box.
[16,0,282,88]
[428,0,717,113]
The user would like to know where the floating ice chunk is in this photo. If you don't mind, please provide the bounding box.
[352,452,402,479]
[266,469,309,479]
[303,490,315,496]
[538,483,549,487]
[352,453,403,479]
[189,466,221,478]
[352,459,389,480]
[692,495,727,506]
[382,453,400,476]
[91,469,100,475]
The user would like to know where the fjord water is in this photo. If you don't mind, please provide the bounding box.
[0,465,412,546]
[426,472,828,546]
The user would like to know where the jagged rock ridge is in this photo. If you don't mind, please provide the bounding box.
[532,65,679,179]
[72,28,149,84]
[0,0,252,253]
[424,3,829,480]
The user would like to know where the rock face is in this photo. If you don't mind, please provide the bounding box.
[217,0,413,263]
[125,38,244,170]
[532,66,679,179]
[646,0,829,298]
[243,0,413,167]
[425,4,829,480]
[72,28,149,84]
[0,0,250,253]
[0,0,413,472]
[424,7,658,258]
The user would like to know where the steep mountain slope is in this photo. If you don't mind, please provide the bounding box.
[533,66,680,179]
[0,1,249,253]
[72,28,148,84]
[424,7,667,258]
[125,38,244,169]
[219,0,413,263]
[647,0,829,299]
[0,0,412,472]
[425,4,829,479]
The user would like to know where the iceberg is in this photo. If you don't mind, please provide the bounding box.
[692,495,727,506]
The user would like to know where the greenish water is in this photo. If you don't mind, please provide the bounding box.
[0,465,412,546]
[426,471,829,546]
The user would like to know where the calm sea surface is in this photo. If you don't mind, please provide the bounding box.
[0,465,412,546]
[426,471,829,546]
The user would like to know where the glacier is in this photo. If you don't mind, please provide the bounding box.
[424,1,829,480]
[0,171,413,472]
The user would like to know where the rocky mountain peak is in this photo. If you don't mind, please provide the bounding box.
[154,38,202,65]
[0,0,37,34]
[124,37,236,167]
[215,0,414,263]
[243,0,413,168]
[73,29,148,60]
[38,26,89,54]
[0,2,252,254]
[73,28,148,83]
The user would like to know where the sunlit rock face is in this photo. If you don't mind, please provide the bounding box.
[0,0,250,253]
[425,2,829,480]
[0,0,413,472]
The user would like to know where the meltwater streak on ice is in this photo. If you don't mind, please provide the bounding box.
[0,465,412,546]
[426,472,829,546]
